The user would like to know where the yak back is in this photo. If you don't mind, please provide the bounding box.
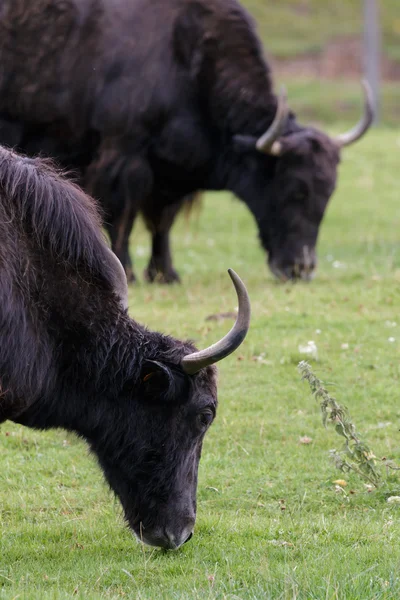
[0,147,120,416]
[0,0,276,146]
[0,0,179,138]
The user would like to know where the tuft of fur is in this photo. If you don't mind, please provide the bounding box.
[0,148,115,282]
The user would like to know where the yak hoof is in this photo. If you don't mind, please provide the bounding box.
[144,266,181,285]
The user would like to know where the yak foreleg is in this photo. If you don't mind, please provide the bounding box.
[86,153,154,283]
[142,199,185,284]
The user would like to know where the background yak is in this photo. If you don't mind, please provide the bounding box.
[0,0,373,282]
[0,145,250,549]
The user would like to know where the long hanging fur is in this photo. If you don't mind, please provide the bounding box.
[0,147,119,409]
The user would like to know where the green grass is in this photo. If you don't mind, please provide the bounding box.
[278,79,400,127]
[242,0,399,61]
[1,129,400,599]
[239,1,400,126]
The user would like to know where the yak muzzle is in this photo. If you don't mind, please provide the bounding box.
[134,515,195,550]
[269,246,317,282]
[136,525,194,550]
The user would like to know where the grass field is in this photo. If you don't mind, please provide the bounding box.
[242,0,399,61]
[1,128,400,599]
[239,1,400,127]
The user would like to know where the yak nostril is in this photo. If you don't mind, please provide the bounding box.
[162,526,194,549]
[183,531,193,545]
[293,260,316,279]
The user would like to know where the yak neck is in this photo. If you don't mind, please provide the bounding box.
[11,309,143,433]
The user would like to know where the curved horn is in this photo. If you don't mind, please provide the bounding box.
[106,248,129,310]
[334,80,375,148]
[181,269,251,375]
[256,86,288,156]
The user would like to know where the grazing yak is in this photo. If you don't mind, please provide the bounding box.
[0,146,251,549]
[0,0,373,282]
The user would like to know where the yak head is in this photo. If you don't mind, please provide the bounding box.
[90,269,250,550]
[233,81,374,281]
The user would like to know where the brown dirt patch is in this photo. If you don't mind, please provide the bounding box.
[272,36,400,81]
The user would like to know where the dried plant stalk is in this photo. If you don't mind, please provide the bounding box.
[298,361,381,487]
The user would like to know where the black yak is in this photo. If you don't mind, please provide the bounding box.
[0,0,373,282]
[0,145,251,549]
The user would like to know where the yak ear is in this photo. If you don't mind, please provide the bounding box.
[140,360,189,402]
[232,134,258,152]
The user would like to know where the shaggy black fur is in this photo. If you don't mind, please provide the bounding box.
[0,146,217,549]
[0,0,341,282]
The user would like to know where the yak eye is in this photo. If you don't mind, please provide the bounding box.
[293,191,307,203]
[197,409,214,431]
